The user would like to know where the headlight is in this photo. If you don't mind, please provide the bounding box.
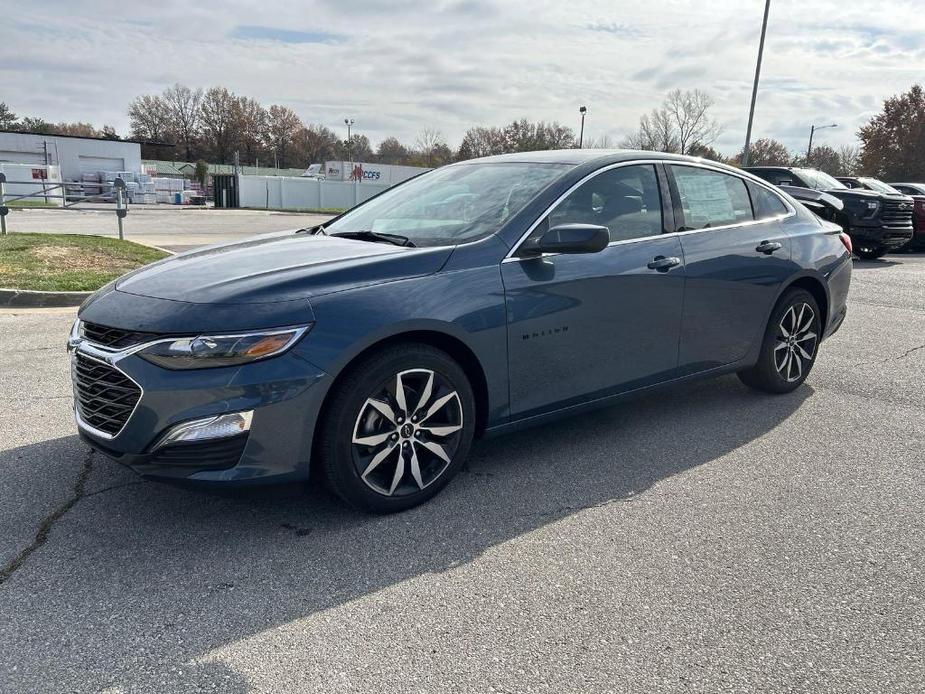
[138,326,310,369]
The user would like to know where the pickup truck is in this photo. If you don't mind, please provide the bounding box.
[745,167,914,259]
[886,182,925,250]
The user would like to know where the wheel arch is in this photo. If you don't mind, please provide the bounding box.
[783,274,830,331]
[312,329,491,457]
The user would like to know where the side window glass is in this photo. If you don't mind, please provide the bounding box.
[750,184,789,220]
[546,164,663,243]
[670,166,754,229]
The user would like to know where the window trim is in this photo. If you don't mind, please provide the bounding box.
[503,159,796,262]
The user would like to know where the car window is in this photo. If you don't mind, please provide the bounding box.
[750,184,789,220]
[545,164,663,243]
[670,166,754,230]
[794,169,846,190]
[324,162,569,247]
[858,178,902,195]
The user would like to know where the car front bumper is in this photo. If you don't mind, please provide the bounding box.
[848,223,914,249]
[70,338,331,485]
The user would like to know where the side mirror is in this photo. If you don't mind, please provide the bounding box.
[523,223,610,256]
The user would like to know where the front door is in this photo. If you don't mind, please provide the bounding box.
[502,163,685,420]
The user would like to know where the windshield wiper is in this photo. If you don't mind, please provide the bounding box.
[295,224,326,235]
[330,230,415,247]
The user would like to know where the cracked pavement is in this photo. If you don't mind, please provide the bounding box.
[1,255,923,693]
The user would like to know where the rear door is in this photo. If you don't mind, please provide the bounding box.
[668,165,793,373]
[502,163,685,419]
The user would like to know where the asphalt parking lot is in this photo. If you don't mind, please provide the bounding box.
[1,255,923,693]
[3,206,334,252]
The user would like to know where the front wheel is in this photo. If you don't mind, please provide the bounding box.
[317,344,476,513]
[738,289,822,394]
[854,244,888,259]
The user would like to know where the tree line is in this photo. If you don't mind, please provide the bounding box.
[1,83,923,180]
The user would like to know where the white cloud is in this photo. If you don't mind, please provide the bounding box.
[1,0,923,156]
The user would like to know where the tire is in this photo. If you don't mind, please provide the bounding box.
[738,288,822,394]
[854,245,887,259]
[316,343,476,513]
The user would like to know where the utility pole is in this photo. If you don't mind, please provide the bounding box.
[344,118,355,172]
[742,0,771,167]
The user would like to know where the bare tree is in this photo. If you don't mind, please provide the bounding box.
[664,89,722,155]
[622,107,678,152]
[622,89,721,154]
[293,124,339,165]
[233,96,268,165]
[414,128,449,166]
[162,84,202,161]
[585,133,616,149]
[128,94,171,142]
[199,87,238,164]
[837,144,860,176]
[266,105,303,168]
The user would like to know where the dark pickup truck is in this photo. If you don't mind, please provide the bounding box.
[745,167,914,258]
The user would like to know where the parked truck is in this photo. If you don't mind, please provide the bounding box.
[745,167,915,259]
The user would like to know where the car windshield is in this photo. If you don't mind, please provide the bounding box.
[324,162,569,247]
[858,178,902,195]
[795,169,846,190]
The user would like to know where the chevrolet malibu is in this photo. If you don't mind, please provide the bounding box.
[69,151,852,512]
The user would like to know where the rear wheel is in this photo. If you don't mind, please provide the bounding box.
[738,289,821,394]
[317,344,476,513]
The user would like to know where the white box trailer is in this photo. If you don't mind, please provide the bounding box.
[322,161,430,185]
[0,163,64,205]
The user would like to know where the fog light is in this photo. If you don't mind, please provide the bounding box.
[153,411,253,450]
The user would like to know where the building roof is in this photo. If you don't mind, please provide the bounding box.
[142,159,306,178]
[0,129,161,145]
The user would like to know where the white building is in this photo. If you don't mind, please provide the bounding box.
[0,131,142,182]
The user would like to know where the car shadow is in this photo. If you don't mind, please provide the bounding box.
[852,258,902,269]
[1,375,811,691]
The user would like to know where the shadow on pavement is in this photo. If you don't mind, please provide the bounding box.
[0,375,810,691]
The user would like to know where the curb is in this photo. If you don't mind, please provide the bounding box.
[0,288,91,308]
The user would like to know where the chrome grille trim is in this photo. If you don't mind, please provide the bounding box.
[71,351,143,439]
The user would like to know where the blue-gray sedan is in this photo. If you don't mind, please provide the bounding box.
[69,150,852,512]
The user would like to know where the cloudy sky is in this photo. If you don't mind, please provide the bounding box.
[2,0,923,155]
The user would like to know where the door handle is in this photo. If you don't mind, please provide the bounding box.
[756,241,782,254]
[647,255,681,271]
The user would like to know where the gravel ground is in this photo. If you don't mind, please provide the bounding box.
[0,255,922,693]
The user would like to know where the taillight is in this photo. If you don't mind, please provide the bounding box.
[839,232,853,254]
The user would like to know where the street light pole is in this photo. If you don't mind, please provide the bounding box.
[578,106,587,148]
[344,117,355,174]
[807,123,838,160]
[741,0,771,167]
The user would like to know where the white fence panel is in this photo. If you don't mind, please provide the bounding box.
[237,174,389,211]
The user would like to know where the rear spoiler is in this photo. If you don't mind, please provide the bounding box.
[780,185,844,215]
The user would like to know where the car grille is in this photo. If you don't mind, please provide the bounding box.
[72,353,142,437]
[81,321,160,350]
[880,200,914,228]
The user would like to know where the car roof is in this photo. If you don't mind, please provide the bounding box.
[453,148,746,173]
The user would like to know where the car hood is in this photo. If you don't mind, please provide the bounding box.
[115,231,454,304]
[822,188,910,203]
